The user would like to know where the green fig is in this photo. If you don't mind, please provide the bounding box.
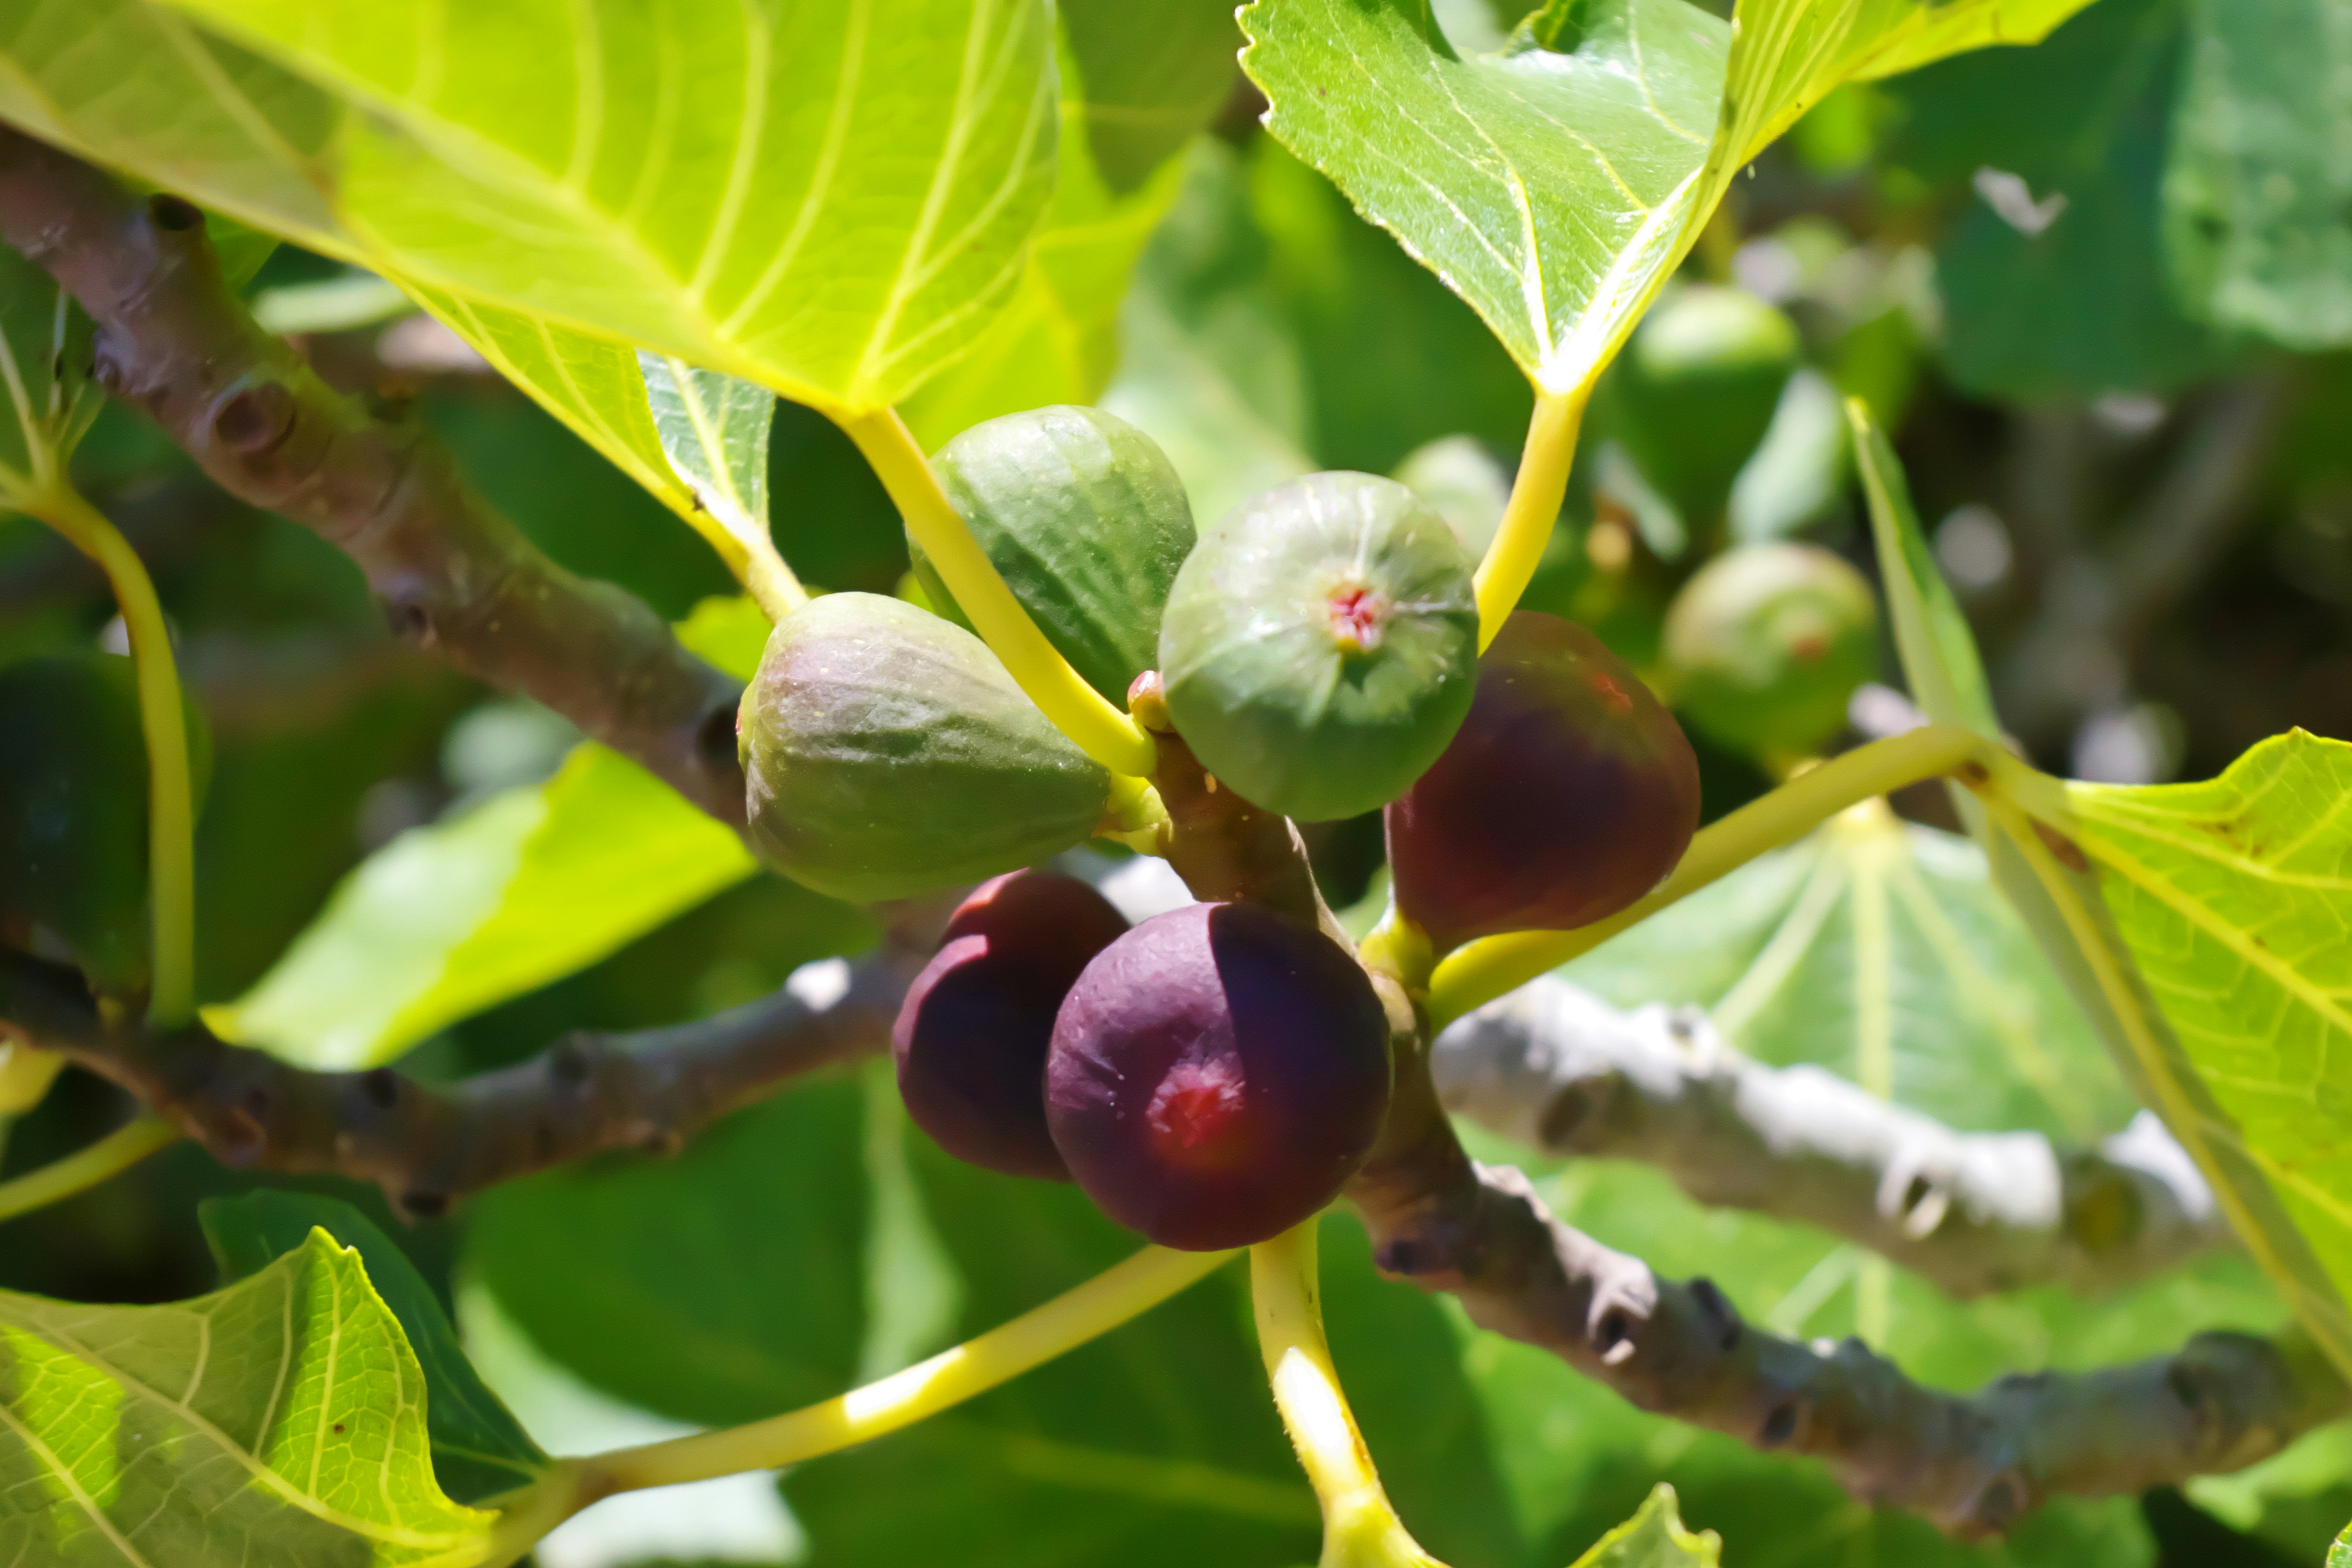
[1664,542,1879,761]
[914,406,1196,704]
[1610,285,1800,526]
[0,651,211,994]
[740,594,1112,902]
[1158,472,1479,822]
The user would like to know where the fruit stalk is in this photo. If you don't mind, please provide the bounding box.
[557,1242,1232,1499]
[840,407,1158,778]
[30,483,198,1025]
[1471,386,1589,650]
[1426,722,2000,1026]
[1251,1223,1441,1568]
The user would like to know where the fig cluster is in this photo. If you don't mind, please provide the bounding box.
[894,874,1392,1250]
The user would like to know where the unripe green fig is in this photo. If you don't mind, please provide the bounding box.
[1385,612,1699,952]
[739,594,1111,902]
[916,406,1196,704]
[0,652,211,995]
[1611,285,1800,524]
[1664,543,1878,761]
[1158,472,1479,823]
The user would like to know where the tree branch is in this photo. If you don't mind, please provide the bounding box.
[1346,1039,2346,1540]
[1434,976,2234,1298]
[0,129,748,823]
[0,944,907,1215]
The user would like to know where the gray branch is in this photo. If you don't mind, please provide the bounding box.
[1434,977,2234,1298]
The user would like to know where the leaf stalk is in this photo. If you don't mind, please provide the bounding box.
[0,1114,178,1224]
[840,407,1158,777]
[1472,385,1589,650]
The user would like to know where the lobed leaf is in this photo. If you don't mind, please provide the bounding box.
[1237,0,2096,398]
[0,1230,491,1566]
[1853,398,2352,1379]
[1567,1483,1717,1567]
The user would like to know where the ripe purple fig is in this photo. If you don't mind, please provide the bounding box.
[1046,902,1392,1250]
[893,871,1130,1180]
[1385,611,1700,952]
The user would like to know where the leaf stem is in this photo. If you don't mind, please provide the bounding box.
[840,407,1157,777]
[1427,722,2000,1026]
[0,1115,178,1224]
[1251,1223,1441,1568]
[1472,386,1589,650]
[547,1242,1231,1505]
[29,483,199,1025]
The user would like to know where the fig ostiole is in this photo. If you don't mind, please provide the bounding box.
[1385,611,1700,954]
[1045,901,1392,1251]
[1664,542,1879,763]
[918,405,1197,706]
[893,871,1131,1182]
[739,593,1112,902]
[1158,472,1479,823]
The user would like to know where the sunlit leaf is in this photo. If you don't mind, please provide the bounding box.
[1238,0,2096,396]
[2164,0,2352,350]
[1568,1484,1717,1567]
[202,1191,548,1506]
[0,1229,491,1565]
[1852,398,2352,1381]
[205,744,760,1069]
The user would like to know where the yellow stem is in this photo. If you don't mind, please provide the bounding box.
[0,1115,178,1224]
[839,407,1156,777]
[1251,1224,1440,1568]
[1427,723,1999,1027]
[31,484,199,1025]
[568,1242,1229,1498]
[1472,387,1589,651]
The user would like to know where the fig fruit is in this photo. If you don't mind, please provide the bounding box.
[1046,902,1392,1250]
[894,870,1130,1180]
[1664,543,1877,761]
[1158,472,1478,823]
[1385,612,1699,952]
[1610,284,1799,524]
[0,652,210,994]
[918,406,1196,704]
[740,594,1110,902]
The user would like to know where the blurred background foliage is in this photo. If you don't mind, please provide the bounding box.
[4,0,2350,1564]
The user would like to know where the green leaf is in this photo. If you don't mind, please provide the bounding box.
[2164,0,2352,350]
[1890,0,2231,399]
[205,744,757,1069]
[639,351,776,568]
[0,1229,492,1565]
[1568,1485,1717,1568]
[1237,0,2095,396]
[2335,1517,2352,1568]
[786,1134,1319,1566]
[1852,399,2352,1383]
[900,34,1190,448]
[2067,733,2352,1370]
[464,1077,871,1427]
[200,1191,547,1506]
[2,0,1058,409]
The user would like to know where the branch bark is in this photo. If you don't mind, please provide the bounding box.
[1348,1036,2346,1539]
[0,129,748,823]
[0,944,905,1214]
[1435,976,2234,1298]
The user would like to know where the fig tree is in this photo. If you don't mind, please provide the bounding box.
[1664,542,1878,761]
[1385,612,1700,952]
[894,870,1130,1180]
[1158,472,1478,823]
[739,594,1111,902]
[1045,902,1392,1250]
[918,405,1196,704]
